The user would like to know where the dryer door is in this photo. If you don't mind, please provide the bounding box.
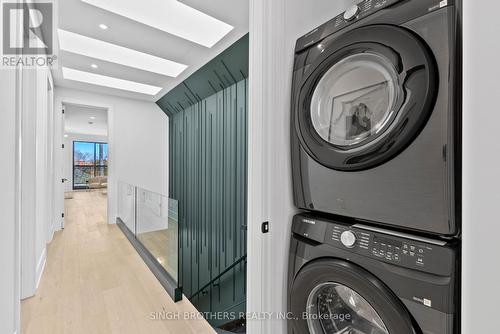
[294,25,437,171]
[289,259,417,334]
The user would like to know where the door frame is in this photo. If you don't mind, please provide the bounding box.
[46,77,55,243]
[247,1,292,334]
[53,97,114,229]
[20,67,54,300]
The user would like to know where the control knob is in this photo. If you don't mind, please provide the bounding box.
[340,230,357,248]
[343,5,360,21]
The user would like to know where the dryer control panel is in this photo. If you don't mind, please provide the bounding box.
[296,0,402,52]
[295,0,454,52]
[292,214,454,276]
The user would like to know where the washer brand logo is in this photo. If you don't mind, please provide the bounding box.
[1,1,57,68]
[303,219,316,225]
[413,296,432,308]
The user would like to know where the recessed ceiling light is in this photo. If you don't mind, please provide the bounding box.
[81,0,233,48]
[90,116,96,120]
[64,134,69,138]
[91,63,98,69]
[99,23,108,30]
[62,67,163,95]
[58,29,187,77]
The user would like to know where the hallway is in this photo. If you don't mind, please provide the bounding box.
[21,191,215,334]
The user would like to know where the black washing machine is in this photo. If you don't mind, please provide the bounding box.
[291,0,461,236]
[288,213,459,334]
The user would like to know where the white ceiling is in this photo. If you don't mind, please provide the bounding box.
[64,104,108,137]
[52,0,249,102]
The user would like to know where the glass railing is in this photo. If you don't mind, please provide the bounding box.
[117,182,136,234]
[117,181,179,283]
[136,188,178,281]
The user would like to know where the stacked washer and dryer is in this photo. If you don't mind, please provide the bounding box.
[287,0,461,333]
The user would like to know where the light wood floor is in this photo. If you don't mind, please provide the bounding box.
[21,190,215,334]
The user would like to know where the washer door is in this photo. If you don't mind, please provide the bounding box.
[289,259,416,334]
[294,25,437,171]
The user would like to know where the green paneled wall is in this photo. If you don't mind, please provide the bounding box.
[169,79,248,323]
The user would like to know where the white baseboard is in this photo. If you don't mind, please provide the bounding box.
[35,248,47,289]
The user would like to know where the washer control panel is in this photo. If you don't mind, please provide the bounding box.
[293,215,453,276]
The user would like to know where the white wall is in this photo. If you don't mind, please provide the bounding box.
[462,0,500,332]
[64,133,108,192]
[0,68,20,334]
[54,87,169,227]
[21,67,54,300]
[247,1,355,333]
[0,13,54,332]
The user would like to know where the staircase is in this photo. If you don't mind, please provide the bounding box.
[189,255,247,330]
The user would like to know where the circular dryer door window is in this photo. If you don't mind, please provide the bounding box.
[294,25,438,171]
[310,53,400,148]
[306,282,389,334]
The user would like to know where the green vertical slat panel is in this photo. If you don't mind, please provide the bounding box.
[182,108,190,296]
[199,101,210,291]
[169,80,247,324]
[191,106,198,296]
[227,84,236,305]
[236,80,246,303]
[216,89,223,282]
[207,93,218,302]
[185,107,190,266]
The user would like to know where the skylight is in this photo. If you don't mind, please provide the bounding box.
[81,0,233,48]
[58,29,187,77]
[62,67,163,95]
